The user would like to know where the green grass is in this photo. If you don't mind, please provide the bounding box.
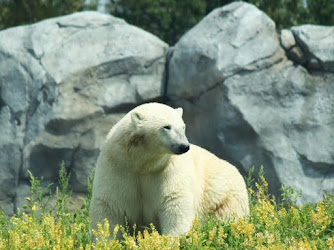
[0,163,333,249]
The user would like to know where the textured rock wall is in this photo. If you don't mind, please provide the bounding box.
[0,11,168,214]
[167,2,334,203]
[0,2,333,214]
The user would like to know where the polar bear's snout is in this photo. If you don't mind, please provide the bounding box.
[171,143,190,155]
[170,136,190,154]
[169,127,190,155]
[178,143,190,154]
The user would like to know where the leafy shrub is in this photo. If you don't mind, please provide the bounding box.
[0,164,333,249]
[109,0,334,45]
[0,0,97,30]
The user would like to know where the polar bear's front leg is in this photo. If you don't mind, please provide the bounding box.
[90,197,123,241]
[158,198,195,236]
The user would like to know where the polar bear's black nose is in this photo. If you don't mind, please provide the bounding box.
[178,144,190,154]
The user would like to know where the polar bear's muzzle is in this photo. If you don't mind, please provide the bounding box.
[171,143,190,155]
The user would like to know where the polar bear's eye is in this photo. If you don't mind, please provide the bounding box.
[163,125,171,130]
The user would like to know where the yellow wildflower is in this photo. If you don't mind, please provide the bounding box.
[113,224,120,240]
[255,232,265,245]
[218,227,227,239]
[208,229,215,242]
[231,218,255,239]
[289,236,313,250]
[311,202,330,236]
[124,236,138,249]
[327,237,334,249]
[32,205,40,211]
[264,231,275,244]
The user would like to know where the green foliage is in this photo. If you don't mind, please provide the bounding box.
[308,0,334,25]
[0,162,93,249]
[109,0,334,45]
[109,0,207,45]
[0,0,97,30]
[247,0,310,29]
[23,170,53,216]
[55,161,71,218]
[0,164,333,249]
[1,0,333,45]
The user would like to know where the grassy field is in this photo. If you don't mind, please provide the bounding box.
[0,163,333,249]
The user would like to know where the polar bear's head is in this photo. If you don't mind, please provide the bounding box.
[130,103,190,155]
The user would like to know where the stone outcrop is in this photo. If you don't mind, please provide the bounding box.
[291,25,334,72]
[167,2,334,203]
[0,2,333,214]
[0,11,168,215]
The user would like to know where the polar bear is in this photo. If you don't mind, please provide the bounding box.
[89,102,249,239]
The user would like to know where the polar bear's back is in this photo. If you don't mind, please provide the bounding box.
[188,144,249,220]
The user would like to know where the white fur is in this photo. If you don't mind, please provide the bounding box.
[89,103,249,239]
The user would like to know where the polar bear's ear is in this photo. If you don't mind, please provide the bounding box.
[131,111,144,125]
[175,107,183,117]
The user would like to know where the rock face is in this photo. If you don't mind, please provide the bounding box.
[291,25,334,72]
[168,2,284,100]
[0,2,333,214]
[168,2,334,203]
[0,11,168,215]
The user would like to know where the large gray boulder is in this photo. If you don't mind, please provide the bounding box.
[0,11,168,214]
[168,1,284,99]
[168,2,334,203]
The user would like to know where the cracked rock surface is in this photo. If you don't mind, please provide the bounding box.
[291,25,334,72]
[168,2,334,203]
[0,11,168,214]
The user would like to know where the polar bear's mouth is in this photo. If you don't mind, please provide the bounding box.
[171,143,190,155]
